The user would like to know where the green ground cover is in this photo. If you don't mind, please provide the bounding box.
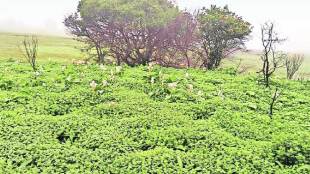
[0,61,309,173]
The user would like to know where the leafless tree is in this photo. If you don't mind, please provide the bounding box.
[269,88,281,117]
[259,22,286,87]
[232,59,251,74]
[21,36,38,71]
[285,54,304,80]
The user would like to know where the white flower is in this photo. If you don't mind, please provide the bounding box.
[34,71,41,76]
[218,90,224,99]
[185,72,190,78]
[158,71,164,79]
[90,81,98,90]
[99,64,106,70]
[116,66,122,73]
[61,66,67,71]
[197,90,204,96]
[187,84,194,92]
[66,76,72,82]
[148,63,155,71]
[168,82,178,89]
[151,77,155,84]
[102,80,109,87]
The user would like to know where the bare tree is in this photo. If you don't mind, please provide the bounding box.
[259,22,286,87]
[21,36,38,71]
[269,88,281,117]
[285,54,304,80]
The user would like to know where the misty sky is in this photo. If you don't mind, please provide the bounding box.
[0,0,309,53]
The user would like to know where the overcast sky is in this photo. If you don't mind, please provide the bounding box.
[0,0,309,53]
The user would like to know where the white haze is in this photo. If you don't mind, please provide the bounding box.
[0,0,309,53]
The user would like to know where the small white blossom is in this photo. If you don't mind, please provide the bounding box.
[197,90,204,96]
[151,77,155,84]
[90,81,98,90]
[148,63,155,71]
[116,66,122,73]
[102,80,109,87]
[34,71,41,76]
[187,84,194,92]
[158,71,164,80]
[168,82,178,89]
[99,64,106,70]
[66,76,72,82]
[61,65,67,71]
[218,90,225,99]
[185,72,190,78]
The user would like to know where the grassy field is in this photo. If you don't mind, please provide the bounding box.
[226,52,310,79]
[0,62,309,173]
[0,32,83,63]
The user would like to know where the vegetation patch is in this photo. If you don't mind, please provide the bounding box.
[0,62,309,173]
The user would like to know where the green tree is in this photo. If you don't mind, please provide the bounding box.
[69,0,181,66]
[197,5,252,69]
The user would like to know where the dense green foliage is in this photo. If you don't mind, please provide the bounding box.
[197,5,252,69]
[80,0,179,27]
[67,0,182,65]
[0,62,309,173]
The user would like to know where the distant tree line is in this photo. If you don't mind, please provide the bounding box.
[64,0,252,69]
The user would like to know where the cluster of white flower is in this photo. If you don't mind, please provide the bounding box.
[168,82,178,89]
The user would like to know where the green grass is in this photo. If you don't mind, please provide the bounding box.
[0,32,83,63]
[0,62,309,173]
[225,52,310,79]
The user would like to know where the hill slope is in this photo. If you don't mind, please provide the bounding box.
[0,62,309,173]
[0,32,83,63]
